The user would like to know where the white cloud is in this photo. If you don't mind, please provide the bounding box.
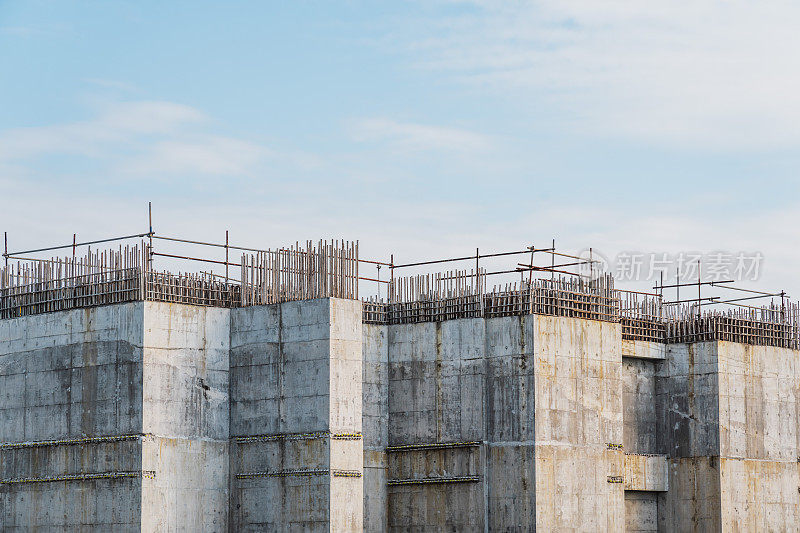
[126,136,269,176]
[0,100,276,177]
[414,0,800,149]
[349,118,491,152]
[0,101,205,162]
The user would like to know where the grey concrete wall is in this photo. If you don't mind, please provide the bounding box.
[656,341,800,532]
[362,323,388,532]
[386,319,488,531]
[140,302,230,532]
[0,303,145,531]
[0,302,231,532]
[656,342,723,531]
[385,314,617,531]
[485,316,536,530]
[716,342,800,531]
[533,315,624,531]
[4,296,800,532]
[625,491,658,532]
[623,357,659,454]
[229,298,362,532]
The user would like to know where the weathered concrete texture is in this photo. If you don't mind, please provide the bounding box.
[624,454,668,492]
[533,315,624,531]
[386,318,490,531]
[141,437,228,531]
[0,303,144,442]
[625,491,658,532]
[622,339,666,361]
[0,477,143,532]
[0,440,143,531]
[657,341,800,532]
[659,457,722,531]
[485,316,536,531]
[362,323,388,532]
[0,303,145,531]
[0,302,231,532]
[623,358,659,454]
[141,302,230,533]
[716,342,800,531]
[657,342,721,458]
[387,446,484,530]
[385,314,617,531]
[229,298,363,532]
[6,295,800,531]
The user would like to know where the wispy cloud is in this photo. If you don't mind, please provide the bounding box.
[125,136,269,176]
[0,101,204,162]
[349,118,491,152]
[412,0,800,150]
[0,101,274,178]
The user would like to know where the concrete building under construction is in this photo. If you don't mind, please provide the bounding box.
[1,229,799,531]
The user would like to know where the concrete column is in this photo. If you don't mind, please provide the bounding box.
[658,341,800,531]
[229,298,363,532]
[362,322,388,532]
[140,302,231,532]
[532,314,625,531]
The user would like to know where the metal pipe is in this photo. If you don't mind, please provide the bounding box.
[153,234,390,265]
[654,279,734,290]
[148,202,153,271]
[701,293,784,305]
[392,249,544,269]
[152,252,237,267]
[5,232,152,256]
[359,276,388,284]
[663,296,720,305]
[710,283,783,297]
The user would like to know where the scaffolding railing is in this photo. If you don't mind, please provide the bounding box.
[2,226,798,350]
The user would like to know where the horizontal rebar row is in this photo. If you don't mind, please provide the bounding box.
[2,236,798,349]
[0,240,359,318]
[365,271,800,349]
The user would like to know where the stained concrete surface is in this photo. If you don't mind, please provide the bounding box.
[2,299,800,532]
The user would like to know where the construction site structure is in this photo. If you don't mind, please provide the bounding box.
[1,226,798,531]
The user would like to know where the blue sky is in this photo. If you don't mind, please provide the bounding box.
[1,1,799,297]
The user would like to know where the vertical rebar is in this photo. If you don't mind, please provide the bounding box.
[147,202,153,272]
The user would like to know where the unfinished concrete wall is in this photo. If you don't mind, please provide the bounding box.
[656,340,800,532]
[0,302,231,532]
[386,319,487,531]
[716,342,800,531]
[0,304,145,531]
[385,314,619,531]
[362,323,389,532]
[623,357,659,454]
[657,342,723,531]
[622,341,668,532]
[625,491,658,532]
[484,315,536,530]
[533,315,624,531]
[140,302,230,532]
[4,293,800,532]
[229,298,362,532]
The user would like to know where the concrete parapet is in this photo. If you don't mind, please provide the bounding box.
[622,339,666,360]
